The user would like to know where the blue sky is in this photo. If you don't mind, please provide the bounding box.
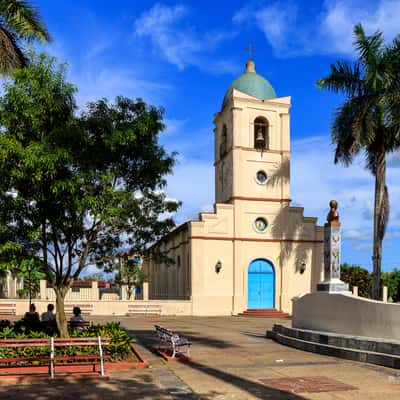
[34,0,400,272]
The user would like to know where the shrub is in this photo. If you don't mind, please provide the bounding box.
[381,269,400,302]
[340,263,372,298]
[69,322,134,361]
[0,321,134,361]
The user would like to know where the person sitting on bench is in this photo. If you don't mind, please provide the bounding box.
[41,304,56,322]
[23,303,40,332]
[70,306,85,329]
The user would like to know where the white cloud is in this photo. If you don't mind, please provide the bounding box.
[290,135,400,256]
[75,67,172,109]
[165,159,214,223]
[134,3,238,73]
[320,0,400,54]
[233,0,400,57]
[43,27,173,110]
[163,118,187,136]
[164,130,400,253]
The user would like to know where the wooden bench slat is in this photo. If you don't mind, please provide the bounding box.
[0,336,110,377]
[0,357,49,363]
[0,343,49,346]
[54,342,110,347]
[54,355,112,361]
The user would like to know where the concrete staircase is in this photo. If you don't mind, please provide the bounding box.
[238,309,290,318]
[267,324,400,369]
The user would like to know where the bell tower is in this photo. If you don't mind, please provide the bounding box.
[214,59,291,206]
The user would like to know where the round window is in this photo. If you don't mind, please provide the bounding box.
[254,217,268,232]
[255,170,268,184]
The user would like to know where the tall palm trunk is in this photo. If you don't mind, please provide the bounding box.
[372,147,387,300]
[54,286,69,337]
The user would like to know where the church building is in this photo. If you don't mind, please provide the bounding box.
[145,59,324,315]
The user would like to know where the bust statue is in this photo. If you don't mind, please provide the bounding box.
[326,200,339,224]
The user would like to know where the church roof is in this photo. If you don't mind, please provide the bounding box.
[222,59,276,109]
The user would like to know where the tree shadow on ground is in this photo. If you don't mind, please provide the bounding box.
[181,359,308,400]
[180,332,240,349]
[127,329,239,350]
[0,372,171,400]
[129,328,308,400]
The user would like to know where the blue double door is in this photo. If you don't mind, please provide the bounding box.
[248,259,275,309]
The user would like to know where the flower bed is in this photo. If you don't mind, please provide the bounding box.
[0,320,147,369]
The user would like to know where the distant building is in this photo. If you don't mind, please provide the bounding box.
[144,59,324,315]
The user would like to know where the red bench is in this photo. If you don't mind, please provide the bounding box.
[67,320,91,330]
[0,336,110,377]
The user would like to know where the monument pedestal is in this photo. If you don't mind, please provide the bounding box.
[317,204,348,293]
[317,279,349,292]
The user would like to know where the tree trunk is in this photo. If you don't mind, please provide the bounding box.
[372,148,386,300]
[54,286,69,337]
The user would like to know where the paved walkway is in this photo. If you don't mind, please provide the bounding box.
[118,315,400,400]
[1,316,399,399]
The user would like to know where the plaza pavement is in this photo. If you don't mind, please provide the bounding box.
[1,316,399,399]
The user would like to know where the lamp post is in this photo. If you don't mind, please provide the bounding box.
[27,264,32,308]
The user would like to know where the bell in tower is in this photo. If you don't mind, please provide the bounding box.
[255,127,265,149]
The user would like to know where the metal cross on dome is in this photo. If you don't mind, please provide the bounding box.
[245,43,255,59]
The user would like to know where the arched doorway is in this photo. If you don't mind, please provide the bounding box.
[248,259,275,309]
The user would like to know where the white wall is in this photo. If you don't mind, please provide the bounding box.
[1,299,192,317]
[293,292,400,340]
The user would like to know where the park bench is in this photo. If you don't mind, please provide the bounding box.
[155,324,191,359]
[67,320,92,330]
[64,303,94,316]
[127,304,162,316]
[0,336,110,377]
[0,303,16,316]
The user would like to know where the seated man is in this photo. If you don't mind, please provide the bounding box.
[69,306,86,329]
[23,303,40,332]
[41,303,56,322]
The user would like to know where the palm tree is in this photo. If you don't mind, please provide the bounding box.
[0,0,51,74]
[317,24,400,300]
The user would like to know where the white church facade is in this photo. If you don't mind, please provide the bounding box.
[145,59,324,315]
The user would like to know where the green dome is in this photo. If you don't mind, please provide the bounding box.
[222,60,276,108]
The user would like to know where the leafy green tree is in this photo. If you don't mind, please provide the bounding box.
[0,257,46,299]
[381,269,400,302]
[0,0,51,74]
[115,255,147,299]
[318,24,400,299]
[340,263,372,298]
[0,53,179,336]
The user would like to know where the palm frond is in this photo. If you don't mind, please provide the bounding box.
[317,60,363,96]
[353,23,384,69]
[0,0,51,43]
[384,36,400,139]
[332,95,377,165]
[0,25,27,74]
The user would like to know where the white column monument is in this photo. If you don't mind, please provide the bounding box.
[317,200,349,292]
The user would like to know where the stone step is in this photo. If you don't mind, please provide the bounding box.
[238,309,290,318]
[270,324,400,355]
[267,324,400,369]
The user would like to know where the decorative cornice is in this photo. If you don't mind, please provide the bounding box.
[190,236,323,244]
[226,196,291,203]
[235,146,290,154]
[214,147,290,165]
